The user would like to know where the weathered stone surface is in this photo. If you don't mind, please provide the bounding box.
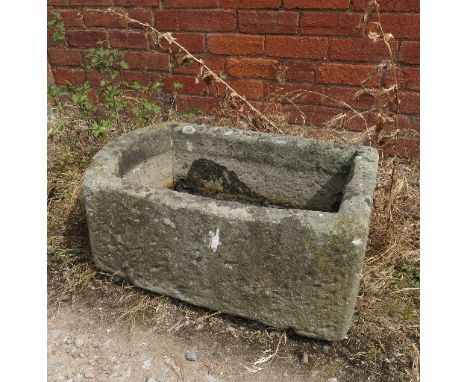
[83,122,379,341]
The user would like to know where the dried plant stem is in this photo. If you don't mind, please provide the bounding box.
[273,89,369,130]
[244,331,287,373]
[108,8,279,132]
[370,0,400,129]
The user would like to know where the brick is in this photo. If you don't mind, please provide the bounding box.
[342,111,419,134]
[300,12,361,36]
[115,0,159,5]
[309,106,354,127]
[154,10,179,30]
[48,29,64,47]
[124,52,169,70]
[160,33,205,53]
[53,68,74,84]
[109,31,149,49]
[407,116,420,132]
[319,86,377,110]
[83,9,128,28]
[147,53,170,70]
[178,11,236,32]
[220,0,281,8]
[399,91,419,114]
[265,83,324,104]
[165,0,218,8]
[284,0,349,9]
[352,0,419,12]
[174,55,225,75]
[228,80,264,100]
[73,70,87,84]
[399,41,419,65]
[48,0,69,5]
[329,38,398,62]
[128,8,153,28]
[397,67,419,91]
[317,63,378,86]
[283,61,316,82]
[379,14,420,40]
[239,11,298,34]
[208,34,264,55]
[85,70,106,85]
[384,138,419,159]
[285,104,348,126]
[120,70,160,84]
[68,0,112,5]
[226,58,279,79]
[48,48,67,65]
[165,75,207,95]
[48,48,83,66]
[67,30,107,48]
[176,95,220,113]
[48,9,84,27]
[165,75,263,100]
[265,36,327,58]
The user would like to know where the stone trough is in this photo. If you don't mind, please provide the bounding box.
[83,122,379,341]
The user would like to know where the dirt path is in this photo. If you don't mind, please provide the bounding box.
[48,292,361,382]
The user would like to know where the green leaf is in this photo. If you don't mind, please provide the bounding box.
[152,81,164,92]
[219,71,227,80]
[143,102,161,113]
[127,81,143,90]
[119,61,129,70]
[172,81,183,90]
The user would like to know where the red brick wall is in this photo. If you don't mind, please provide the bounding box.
[48,0,420,158]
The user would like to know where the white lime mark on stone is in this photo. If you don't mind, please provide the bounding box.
[209,228,220,252]
[182,125,195,134]
[163,218,176,228]
[186,140,193,152]
[352,238,363,246]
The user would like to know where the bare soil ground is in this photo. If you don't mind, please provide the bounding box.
[48,278,366,382]
[47,113,419,382]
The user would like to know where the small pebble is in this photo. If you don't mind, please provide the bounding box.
[84,371,94,379]
[301,351,309,364]
[111,274,125,284]
[74,336,85,348]
[142,359,152,370]
[327,378,338,382]
[184,347,197,362]
[323,344,331,354]
[283,372,288,377]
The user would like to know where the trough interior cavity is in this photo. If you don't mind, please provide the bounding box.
[121,127,357,213]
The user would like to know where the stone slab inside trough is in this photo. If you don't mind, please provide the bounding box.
[83,122,379,341]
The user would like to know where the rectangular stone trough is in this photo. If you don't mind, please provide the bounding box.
[83,122,379,341]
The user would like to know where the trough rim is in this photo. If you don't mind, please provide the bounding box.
[83,122,379,226]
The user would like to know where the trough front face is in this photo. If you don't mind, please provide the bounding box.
[83,122,379,341]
